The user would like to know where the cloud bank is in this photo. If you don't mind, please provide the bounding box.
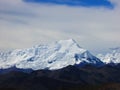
[0,0,120,54]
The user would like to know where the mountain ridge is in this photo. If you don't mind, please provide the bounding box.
[0,39,103,70]
[1,64,120,90]
[97,47,120,64]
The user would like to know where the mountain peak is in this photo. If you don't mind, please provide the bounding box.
[59,39,76,43]
[97,47,120,64]
[57,39,77,45]
[110,47,120,53]
[0,39,103,70]
[57,39,81,49]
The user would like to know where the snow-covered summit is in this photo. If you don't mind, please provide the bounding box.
[0,39,102,70]
[97,47,120,64]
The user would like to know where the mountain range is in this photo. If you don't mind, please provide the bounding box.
[1,64,120,90]
[0,39,120,90]
[0,39,104,71]
[97,47,120,64]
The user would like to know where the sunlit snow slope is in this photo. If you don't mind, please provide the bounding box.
[97,47,120,64]
[0,39,102,70]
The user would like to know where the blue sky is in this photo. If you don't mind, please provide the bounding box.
[23,0,114,8]
[0,0,120,54]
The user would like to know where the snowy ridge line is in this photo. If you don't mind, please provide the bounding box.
[97,47,120,64]
[0,39,106,70]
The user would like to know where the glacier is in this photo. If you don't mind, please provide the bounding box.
[97,47,120,64]
[0,39,103,70]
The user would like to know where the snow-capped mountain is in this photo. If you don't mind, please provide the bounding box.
[0,39,103,70]
[97,47,120,64]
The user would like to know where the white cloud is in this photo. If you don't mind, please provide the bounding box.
[0,0,120,54]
